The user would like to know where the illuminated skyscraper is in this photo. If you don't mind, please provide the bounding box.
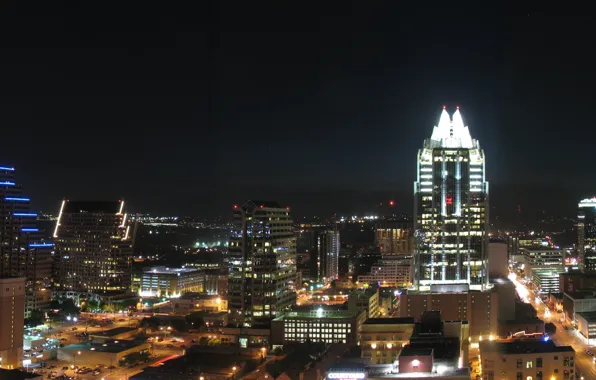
[578,197,596,273]
[413,107,489,290]
[0,166,52,317]
[228,200,296,327]
[53,200,133,294]
[318,230,339,280]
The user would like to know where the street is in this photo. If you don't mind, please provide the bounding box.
[509,274,594,380]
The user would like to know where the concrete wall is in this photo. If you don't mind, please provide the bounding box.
[488,243,508,279]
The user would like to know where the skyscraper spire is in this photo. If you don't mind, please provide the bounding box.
[452,107,464,130]
[430,106,475,149]
[431,108,452,142]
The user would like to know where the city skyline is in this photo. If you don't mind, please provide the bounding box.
[1,5,595,218]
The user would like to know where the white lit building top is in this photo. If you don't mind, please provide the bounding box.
[428,107,477,149]
[579,197,596,208]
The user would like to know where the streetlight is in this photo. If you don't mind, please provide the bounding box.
[232,366,237,379]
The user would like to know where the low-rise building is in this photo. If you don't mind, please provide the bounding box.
[140,266,204,297]
[521,247,563,280]
[357,259,413,288]
[359,318,415,365]
[479,339,575,380]
[399,286,498,337]
[532,269,564,295]
[576,311,596,345]
[89,327,141,341]
[171,293,227,313]
[348,289,380,318]
[57,340,150,366]
[220,327,270,348]
[271,308,366,346]
[562,291,596,326]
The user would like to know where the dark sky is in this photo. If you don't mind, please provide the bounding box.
[0,3,594,220]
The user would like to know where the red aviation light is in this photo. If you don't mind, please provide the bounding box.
[443,105,446,109]
[233,204,238,209]
[286,206,290,211]
[456,105,460,109]
[389,200,395,206]
[260,205,264,208]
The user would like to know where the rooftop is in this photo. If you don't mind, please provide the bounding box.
[479,340,574,355]
[178,293,222,301]
[90,326,138,337]
[428,108,475,149]
[274,308,361,320]
[145,266,199,275]
[63,200,122,214]
[363,317,415,325]
[564,291,596,300]
[61,339,148,354]
[243,200,283,210]
[400,347,433,357]
[576,311,596,322]
[0,369,40,380]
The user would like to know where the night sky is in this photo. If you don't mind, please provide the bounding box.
[0,3,594,220]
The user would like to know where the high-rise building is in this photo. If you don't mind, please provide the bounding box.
[0,166,52,317]
[375,219,413,258]
[578,197,596,273]
[228,200,297,327]
[53,200,133,294]
[0,277,25,369]
[413,107,489,290]
[318,230,339,280]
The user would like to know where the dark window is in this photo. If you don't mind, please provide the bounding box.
[536,358,543,368]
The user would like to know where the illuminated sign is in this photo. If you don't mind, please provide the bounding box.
[446,195,453,205]
[328,373,365,379]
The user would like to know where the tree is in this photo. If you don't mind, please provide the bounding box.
[87,300,100,311]
[170,318,189,333]
[50,298,80,315]
[140,317,161,332]
[185,312,205,329]
[25,309,45,327]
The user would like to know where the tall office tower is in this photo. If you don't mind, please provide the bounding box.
[375,219,414,258]
[0,166,52,318]
[318,230,340,280]
[413,107,489,290]
[578,197,596,273]
[53,200,133,294]
[0,277,25,369]
[228,200,297,327]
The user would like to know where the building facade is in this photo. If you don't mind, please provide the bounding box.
[375,220,413,258]
[479,340,574,380]
[359,317,416,365]
[413,108,489,290]
[318,230,340,280]
[140,266,204,297]
[399,289,498,337]
[578,197,596,274]
[348,288,380,318]
[270,308,366,345]
[0,277,25,369]
[357,258,413,288]
[228,200,297,327]
[53,200,133,294]
[0,166,52,317]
